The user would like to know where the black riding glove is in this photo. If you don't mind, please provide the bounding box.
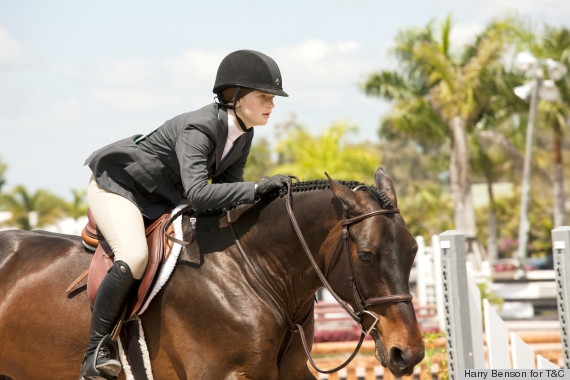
[255,174,292,198]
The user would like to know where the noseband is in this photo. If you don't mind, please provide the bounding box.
[226,181,413,374]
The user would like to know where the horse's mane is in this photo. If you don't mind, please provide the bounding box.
[193,179,394,216]
[276,179,394,209]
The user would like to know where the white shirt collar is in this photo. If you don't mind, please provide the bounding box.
[227,112,245,142]
[222,112,245,159]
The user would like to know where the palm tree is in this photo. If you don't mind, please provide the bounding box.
[511,20,570,227]
[470,127,523,262]
[0,186,66,230]
[363,15,513,247]
[535,26,570,227]
[66,189,88,219]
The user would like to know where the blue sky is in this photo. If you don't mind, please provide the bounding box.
[1,0,569,197]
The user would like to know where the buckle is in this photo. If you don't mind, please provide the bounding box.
[359,310,379,336]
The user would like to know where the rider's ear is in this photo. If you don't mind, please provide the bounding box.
[326,172,358,213]
[374,167,398,207]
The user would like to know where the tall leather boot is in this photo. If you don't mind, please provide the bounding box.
[80,261,139,380]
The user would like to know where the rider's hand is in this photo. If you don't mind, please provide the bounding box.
[255,174,292,198]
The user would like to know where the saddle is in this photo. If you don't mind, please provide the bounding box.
[71,207,177,320]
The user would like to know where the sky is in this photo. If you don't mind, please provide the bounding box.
[1,0,569,198]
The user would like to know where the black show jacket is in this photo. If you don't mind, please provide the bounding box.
[85,103,255,219]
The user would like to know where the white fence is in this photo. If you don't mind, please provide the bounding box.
[433,229,570,379]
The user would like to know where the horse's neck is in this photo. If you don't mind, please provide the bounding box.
[248,191,339,317]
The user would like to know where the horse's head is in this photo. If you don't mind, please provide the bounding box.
[327,167,425,376]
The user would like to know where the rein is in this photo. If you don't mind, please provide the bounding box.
[225,182,413,374]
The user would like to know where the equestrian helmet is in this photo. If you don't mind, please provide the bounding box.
[213,50,288,97]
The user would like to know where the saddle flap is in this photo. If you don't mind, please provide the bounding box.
[87,241,114,307]
[87,211,175,319]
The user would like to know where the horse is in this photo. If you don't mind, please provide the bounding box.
[0,167,424,379]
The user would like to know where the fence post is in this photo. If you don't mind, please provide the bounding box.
[432,235,446,332]
[551,226,570,368]
[439,230,476,380]
[416,235,428,308]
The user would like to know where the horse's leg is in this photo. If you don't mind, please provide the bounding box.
[277,317,317,380]
[143,302,282,380]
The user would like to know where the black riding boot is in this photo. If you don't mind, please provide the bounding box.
[80,261,139,380]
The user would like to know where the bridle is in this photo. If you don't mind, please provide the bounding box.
[226,181,413,374]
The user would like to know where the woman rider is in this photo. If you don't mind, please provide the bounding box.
[80,50,292,380]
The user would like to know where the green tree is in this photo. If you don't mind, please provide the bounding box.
[243,138,274,182]
[522,25,570,227]
[273,122,380,183]
[65,189,89,220]
[470,127,523,262]
[0,186,66,230]
[0,157,7,193]
[363,15,515,246]
[376,138,453,237]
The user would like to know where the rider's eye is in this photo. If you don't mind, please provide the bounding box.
[358,251,376,264]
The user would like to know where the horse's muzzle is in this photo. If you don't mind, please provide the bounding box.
[372,330,425,377]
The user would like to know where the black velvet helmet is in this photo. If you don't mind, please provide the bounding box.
[213,50,288,97]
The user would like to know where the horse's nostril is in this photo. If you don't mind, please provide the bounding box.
[390,345,409,367]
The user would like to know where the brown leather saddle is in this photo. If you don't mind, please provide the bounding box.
[70,207,178,320]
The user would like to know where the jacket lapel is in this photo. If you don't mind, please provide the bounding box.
[214,107,229,174]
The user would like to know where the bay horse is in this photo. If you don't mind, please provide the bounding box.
[0,167,424,379]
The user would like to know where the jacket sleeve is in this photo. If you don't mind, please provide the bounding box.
[176,128,255,210]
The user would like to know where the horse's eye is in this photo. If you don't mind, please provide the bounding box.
[358,251,376,264]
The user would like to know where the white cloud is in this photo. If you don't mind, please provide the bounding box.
[450,22,484,48]
[337,41,361,53]
[90,88,183,113]
[478,0,570,17]
[92,58,158,87]
[163,49,225,92]
[0,28,35,68]
[81,50,224,115]
[78,42,381,121]
[274,39,376,87]
[440,0,570,24]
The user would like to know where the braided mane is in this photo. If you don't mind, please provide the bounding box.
[276,179,395,209]
[193,179,394,216]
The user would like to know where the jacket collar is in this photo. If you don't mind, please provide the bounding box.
[215,106,229,172]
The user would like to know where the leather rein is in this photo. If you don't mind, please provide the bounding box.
[225,181,413,374]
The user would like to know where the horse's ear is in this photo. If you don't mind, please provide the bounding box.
[326,172,358,212]
[374,167,398,207]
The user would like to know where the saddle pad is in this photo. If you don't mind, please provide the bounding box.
[87,205,185,318]
[137,205,185,315]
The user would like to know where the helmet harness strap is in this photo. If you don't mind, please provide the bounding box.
[217,86,249,133]
[231,87,249,132]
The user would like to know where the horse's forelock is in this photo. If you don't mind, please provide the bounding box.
[365,186,395,210]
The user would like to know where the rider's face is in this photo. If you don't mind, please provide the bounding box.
[235,90,275,129]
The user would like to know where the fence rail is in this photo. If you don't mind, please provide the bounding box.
[438,230,566,378]
[308,332,562,379]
